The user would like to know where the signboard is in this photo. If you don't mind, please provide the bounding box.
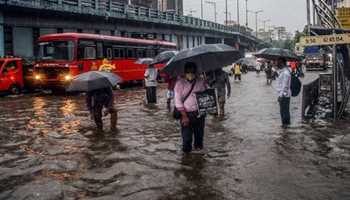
[195,88,218,116]
[337,7,350,29]
[299,33,350,46]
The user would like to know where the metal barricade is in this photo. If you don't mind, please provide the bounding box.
[302,78,320,119]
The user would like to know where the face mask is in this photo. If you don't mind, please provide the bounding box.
[185,73,195,81]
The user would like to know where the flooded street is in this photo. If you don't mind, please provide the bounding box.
[0,72,349,200]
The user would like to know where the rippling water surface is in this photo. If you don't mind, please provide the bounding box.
[0,72,349,200]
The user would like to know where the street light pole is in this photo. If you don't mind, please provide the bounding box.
[201,0,203,19]
[249,9,263,37]
[225,0,228,24]
[331,0,337,120]
[261,19,270,32]
[306,0,311,35]
[225,11,232,22]
[237,0,240,25]
[206,1,217,23]
[245,0,248,27]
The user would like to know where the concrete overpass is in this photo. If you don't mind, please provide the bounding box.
[0,0,262,59]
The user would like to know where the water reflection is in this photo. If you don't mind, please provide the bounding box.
[0,73,348,200]
[27,97,48,131]
[59,98,80,135]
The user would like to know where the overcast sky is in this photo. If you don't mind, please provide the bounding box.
[183,0,307,33]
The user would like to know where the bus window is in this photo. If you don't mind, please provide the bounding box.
[136,49,145,58]
[106,48,113,59]
[146,49,155,57]
[38,41,74,61]
[78,40,97,60]
[113,48,119,58]
[84,47,96,59]
[96,42,103,58]
[113,48,125,58]
[127,49,135,58]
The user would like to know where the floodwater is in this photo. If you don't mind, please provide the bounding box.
[0,72,349,200]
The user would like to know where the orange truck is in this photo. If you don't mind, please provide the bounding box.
[0,57,34,94]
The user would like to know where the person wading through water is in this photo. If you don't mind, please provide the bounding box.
[144,64,158,104]
[174,62,207,154]
[86,87,117,131]
[276,58,292,128]
[210,69,231,118]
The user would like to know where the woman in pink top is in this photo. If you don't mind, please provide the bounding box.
[174,62,207,154]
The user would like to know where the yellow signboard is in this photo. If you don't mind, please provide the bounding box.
[337,7,350,29]
[300,33,350,46]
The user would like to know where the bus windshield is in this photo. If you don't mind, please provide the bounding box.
[38,41,74,61]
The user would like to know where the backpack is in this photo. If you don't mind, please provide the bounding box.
[290,73,302,97]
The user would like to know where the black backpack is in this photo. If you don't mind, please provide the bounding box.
[290,73,302,97]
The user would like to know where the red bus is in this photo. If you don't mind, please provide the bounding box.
[33,33,177,88]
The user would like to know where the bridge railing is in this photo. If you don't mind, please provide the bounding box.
[2,0,256,40]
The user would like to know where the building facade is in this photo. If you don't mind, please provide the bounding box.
[158,0,183,15]
[130,0,158,9]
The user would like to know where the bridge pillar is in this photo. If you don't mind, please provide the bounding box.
[13,27,33,58]
[0,12,4,57]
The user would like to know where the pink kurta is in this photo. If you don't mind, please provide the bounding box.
[174,78,207,112]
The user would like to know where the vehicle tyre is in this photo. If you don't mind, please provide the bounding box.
[9,84,21,95]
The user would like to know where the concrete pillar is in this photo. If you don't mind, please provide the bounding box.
[185,35,189,49]
[172,34,177,45]
[13,27,33,58]
[0,12,4,57]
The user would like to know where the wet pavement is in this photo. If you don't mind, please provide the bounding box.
[0,72,349,200]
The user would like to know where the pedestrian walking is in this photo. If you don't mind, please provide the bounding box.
[233,63,242,81]
[210,69,231,118]
[174,62,207,154]
[165,74,177,112]
[265,62,273,85]
[144,64,158,104]
[256,61,262,75]
[86,87,117,131]
[276,58,292,128]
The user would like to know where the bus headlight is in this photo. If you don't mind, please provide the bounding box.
[64,75,72,81]
[35,74,41,80]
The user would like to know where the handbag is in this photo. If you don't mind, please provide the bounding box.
[173,80,196,120]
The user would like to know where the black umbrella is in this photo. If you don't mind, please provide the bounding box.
[255,48,299,61]
[162,44,241,76]
[67,71,122,92]
[151,50,178,65]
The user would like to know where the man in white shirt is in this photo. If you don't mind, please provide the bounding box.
[144,65,158,104]
[276,58,291,128]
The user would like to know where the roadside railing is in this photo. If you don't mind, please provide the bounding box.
[2,0,256,41]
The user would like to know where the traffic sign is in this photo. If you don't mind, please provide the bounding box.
[299,33,350,46]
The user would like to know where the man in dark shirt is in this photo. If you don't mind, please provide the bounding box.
[86,87,117,131]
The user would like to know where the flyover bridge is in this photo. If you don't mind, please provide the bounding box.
[0,0,261,59]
